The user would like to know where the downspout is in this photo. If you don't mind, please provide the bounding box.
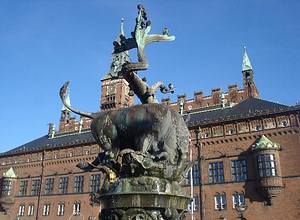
[196,128,205,220]
[35,150,45,220]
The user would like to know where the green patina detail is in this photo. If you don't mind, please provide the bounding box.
[242,46,253,71]
[252,135,280,151]
[3,167,17,178]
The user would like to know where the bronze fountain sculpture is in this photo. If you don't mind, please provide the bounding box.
[60,5,191,220]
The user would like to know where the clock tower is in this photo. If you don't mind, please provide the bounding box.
[100,19,134,111]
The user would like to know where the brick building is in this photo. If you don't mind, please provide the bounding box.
[0,23,300,220]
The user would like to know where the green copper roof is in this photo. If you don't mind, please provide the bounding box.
[252,135,280,151]
[3,167,17,178]
[242,46,253,71]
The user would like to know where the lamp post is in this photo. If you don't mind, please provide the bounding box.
[235,204,248,220]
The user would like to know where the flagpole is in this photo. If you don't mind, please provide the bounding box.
[190,144,194,220]
[180,100,194,220]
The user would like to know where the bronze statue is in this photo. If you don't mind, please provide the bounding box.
[60,5,190,220]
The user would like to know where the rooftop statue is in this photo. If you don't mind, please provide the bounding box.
[60,5,190,220]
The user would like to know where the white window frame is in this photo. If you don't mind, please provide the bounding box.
[43,204,50,216]
[214,193,226,210]
[258,154,277,177]
[73,202,81,216]
[18,204,25,216]
[57,203,65,216]
[232,192,245,208]
[28,204,34,216]
[1,180,12,196]
[188,196,198,212]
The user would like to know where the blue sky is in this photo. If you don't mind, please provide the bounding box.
[0,0,299,152]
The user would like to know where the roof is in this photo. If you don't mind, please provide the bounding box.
[252,135,280,152]
[242,46,253,71]
[3,167,17,178]
[0,130,95,157]
[186,97,298,127]
[1,97,299,157]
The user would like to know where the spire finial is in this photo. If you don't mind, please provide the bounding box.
[242,46,253,71]
[120,18,125,36]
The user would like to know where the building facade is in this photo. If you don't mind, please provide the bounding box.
[0,25,299,220]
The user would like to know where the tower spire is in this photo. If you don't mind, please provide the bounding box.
[242,46,259,98]
[242,46,253,71]
[102,18,130,81]
[100,18,133,111]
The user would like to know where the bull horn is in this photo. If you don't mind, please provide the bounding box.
[59,81,93,119]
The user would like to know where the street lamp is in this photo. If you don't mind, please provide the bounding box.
[235,204,248,220]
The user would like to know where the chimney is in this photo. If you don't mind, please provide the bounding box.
[228,84,238,104]
[211,88,221,105]
[177,94,186,115]
[194,91,203,105]
[48,123,55,139]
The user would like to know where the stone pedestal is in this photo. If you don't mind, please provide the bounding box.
[98,176,189,220]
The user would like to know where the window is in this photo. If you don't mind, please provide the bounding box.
[18,204,25,216]
[214,193,227,210]
[59,177,68,194]
[257,154,276,177]
[45,178,54,195]
[57,203,65,216]
[73,202,81,216]
[90,174,101,193]
[208,162,224,183]
[188,195,199,212]
[1,179,12,196]
[231,159,247,182]
[74,176,84,193]
[186,160,200,185]
[28,204,34,216]
[43,204,50,216]
[232,192,245,209]
[31,179,41,196]
[19,180,28,196]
